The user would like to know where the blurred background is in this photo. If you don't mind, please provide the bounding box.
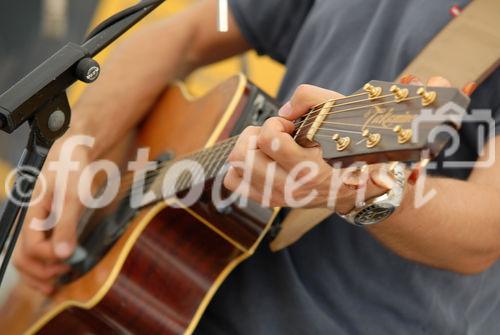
[0,0,284,299]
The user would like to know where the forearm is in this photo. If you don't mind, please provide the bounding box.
[369,176,500,274]
[66,0,249,159]
[68,20,195,158]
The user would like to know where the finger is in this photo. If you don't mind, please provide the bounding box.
[366,164,395,197]
[262,116,295,135]
[224,165,245,192]
[233,150,289,195]
[335,164,394,214]
[51,183,82,259]
[19,273,55,295]
[278,102,292,119]
[223,166,264,203]
[342,164,393,191]
[427,76,451,87]
[13,251,69,282]
[21,234,59,262]
[22,195,59,262]
[227,126,260,163]
[258,117,324,171]
[280,84,344,120]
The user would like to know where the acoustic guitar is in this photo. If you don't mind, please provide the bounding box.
[0,74,469,334]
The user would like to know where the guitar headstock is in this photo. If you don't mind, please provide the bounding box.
[295,80,470,164]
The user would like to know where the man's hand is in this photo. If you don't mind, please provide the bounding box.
[223,84,394,212]
[12,139,90,294]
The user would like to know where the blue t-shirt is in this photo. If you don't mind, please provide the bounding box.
[196,1,500,334]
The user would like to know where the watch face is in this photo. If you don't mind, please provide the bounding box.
[354,203,395,226]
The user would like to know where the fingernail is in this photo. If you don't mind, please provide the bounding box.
[462,81,478,97]
[278,102,292,118]
[54,242,73,259]
[400,74,415,85]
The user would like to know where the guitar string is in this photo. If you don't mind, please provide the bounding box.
[283,89,393,129]
[126,138,236,188]
[96,94,424,204]
[293,92,395,128]
[295,95,422,131]
[110,138,237,202]
[292,86,424,129]
[310,91,368,110]
[293,126,399,144]
[319,120,402,130]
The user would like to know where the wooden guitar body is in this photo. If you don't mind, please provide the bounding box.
[0,74,278,334]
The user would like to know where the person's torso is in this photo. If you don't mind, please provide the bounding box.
[196,1,500,334]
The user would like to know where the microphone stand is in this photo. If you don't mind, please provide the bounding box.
[0,0,167,286]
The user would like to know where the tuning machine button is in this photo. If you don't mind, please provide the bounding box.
[362,129,381,148]
[332,134,351,151]
[393,125,412,144]
[390,85,409,102]
[363,83,382,99]
[417,87,437,106]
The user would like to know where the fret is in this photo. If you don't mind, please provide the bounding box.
[145,136,239,204]
[178,151,206,191]
[176,170,192,192]
[214,140,235,175]
[161,173,176,199]
[204,146,220,179]
[193,147,212,182]
[194,149,210,169]
[206,139,235,178]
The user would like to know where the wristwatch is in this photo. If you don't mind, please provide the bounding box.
[340,163,407,226]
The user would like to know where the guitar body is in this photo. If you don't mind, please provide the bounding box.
[0,74,278,334]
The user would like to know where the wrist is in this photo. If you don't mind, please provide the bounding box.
[339,163,407,226]
[62,109,107,161]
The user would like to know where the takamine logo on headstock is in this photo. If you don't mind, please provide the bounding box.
[362,106,416,130]
[294,80,470,163]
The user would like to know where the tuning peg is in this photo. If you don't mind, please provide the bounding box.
[417,87,437,106]
[362,129,381,148]
[390,85,409,102]
[363,83,382,99]
[332,134,351,151]
[393,125,413,144]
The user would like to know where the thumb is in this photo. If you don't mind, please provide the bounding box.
[279,84,344,121]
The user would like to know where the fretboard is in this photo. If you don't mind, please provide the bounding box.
[146,136,238,204]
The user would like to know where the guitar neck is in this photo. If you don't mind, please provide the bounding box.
[177,136,238,186]
[145,136,238,203]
